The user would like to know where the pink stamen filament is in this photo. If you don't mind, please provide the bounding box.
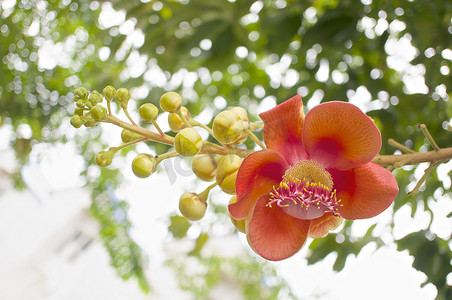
[267,178,342,216]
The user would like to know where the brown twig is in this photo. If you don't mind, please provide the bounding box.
[373,147,452,167]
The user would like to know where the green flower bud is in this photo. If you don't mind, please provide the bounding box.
[139,103,159,122]
[132,154,157,178]
[174,128,202,157]
[228,107,249,145]
[160,91,182,112]
[116,88,131,107]
[212,110,245,145]
[168,106,190,132]
[229,196,246,233]
[74,108,85,116]
[95,150,114,167]
[76,100,85,108]
[192,154,219,182]
[103,85,116,101]
[74,87,88,98]
[89,91,103,105]
[90,105,107,121]
[228,107,249,123]
[70,115,85,128]
[84,118,97,127]
[216,154,241,195]
[179,192,207,221]
[121,129,144,143]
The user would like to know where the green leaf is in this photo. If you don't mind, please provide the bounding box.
[189,232,209,256]
[168,215,192,238]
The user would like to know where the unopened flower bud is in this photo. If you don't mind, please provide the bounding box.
[95,150,114,167]
[116,88,131,107]
[70,115,85,128]
[139,103,159,122]
[89,91,103,105]
[84,118,97,127]
[160,91,182,112]
[174,128,202,157]
[74,108,84,116]
[74,87,88,98]
[228,107,249,145]
[192,154,219,182]
[216,154,241,194]
[121,129,143,143]
[76,100,85,108]
[132,154,157,178]
[212,110,245,145]
[103,85,116,101]
[229,196,246,233]
[168,107,190,132]
[179,192,207,221]
[90,105,107,121]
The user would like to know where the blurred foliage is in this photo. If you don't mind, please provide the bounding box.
[88,162,151,293]
[2,0,452,298]
[167,253,296,300]
[397,231,452,300]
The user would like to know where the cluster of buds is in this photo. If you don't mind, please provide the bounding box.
[70,86,265,232]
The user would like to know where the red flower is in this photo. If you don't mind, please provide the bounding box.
[228,95,399,261]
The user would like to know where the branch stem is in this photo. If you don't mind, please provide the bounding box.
[373,147,452,167]
[418,124,440,151]
[388,138,416,154]
[245,128,266,150]
[407,162,439,196]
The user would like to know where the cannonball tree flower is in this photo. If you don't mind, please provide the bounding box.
[228,95,399,261]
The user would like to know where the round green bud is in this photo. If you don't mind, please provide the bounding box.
[228,196,246,233]
[192,154,219,182]
[103,85,116,101]
[74,87,88,98]
[89,91,103,105]
[139,103,159,122]
[228,107,249,145]
[212,110,245,145]
[74,108,85,116]
[179,192,207,221]
[160,91,182,112]
[70,115,85,128]
[116,88,131,107]
[216,154,242,195]
[174,128,203,157]
[121,129,144,143]
[131,154,157,178]
[95,151,113,167]
[76,100,85,108]
[84,118,97,127]
[229,107,249,123]
[90,105,107,121]
[168,106,190,132]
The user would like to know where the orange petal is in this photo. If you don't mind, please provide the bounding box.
[330,162,399,220]
[228,149,288,220]
[302,101,381,170]
[308,213,344,238]
[259,94,308,165]
[247,195,311,261]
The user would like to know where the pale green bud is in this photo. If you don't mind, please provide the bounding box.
[179,192,207,221]
[174,128,202,157]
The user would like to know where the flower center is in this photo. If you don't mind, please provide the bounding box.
[267,160,341,220]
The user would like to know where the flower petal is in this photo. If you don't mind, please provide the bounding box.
[330,162,399,220]
[308,213,343,238]
[228,149,288,220]
[259,94,308,165]
[302,101,382,170]
[247,195,311,261]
